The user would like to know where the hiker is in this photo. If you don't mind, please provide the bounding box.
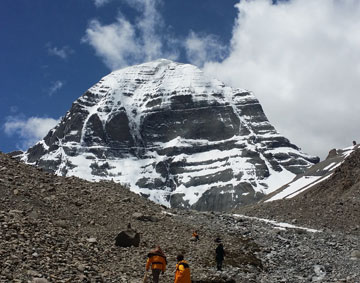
[353,140,357,146]
[174,254,191,283]
[215,243,225,271]
[145,246,167,283]
[192,230,199,241]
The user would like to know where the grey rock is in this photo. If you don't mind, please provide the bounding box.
[133,213,159,222]
[350,250,360,260]
[32,279,49,283]
[86,237,97,243]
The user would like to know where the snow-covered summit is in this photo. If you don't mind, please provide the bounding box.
[22,59,319,210]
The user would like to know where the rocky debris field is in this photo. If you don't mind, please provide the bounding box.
[0,152,359,282]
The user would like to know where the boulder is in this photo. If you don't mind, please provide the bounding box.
[350,250,360,260]
[32,279,50,283]
[132,212,159,222]
[115,229,140,247]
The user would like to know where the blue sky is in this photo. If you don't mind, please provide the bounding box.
[1,0,360,159]
[0,0,237,152]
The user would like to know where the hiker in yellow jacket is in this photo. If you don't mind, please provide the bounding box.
[174,254,191,283]
[145,246,167,283]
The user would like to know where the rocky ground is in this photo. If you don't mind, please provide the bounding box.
[0,151,359,282]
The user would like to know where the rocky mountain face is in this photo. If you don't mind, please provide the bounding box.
[21,59,318,211]
[236,146,360,235]
[1,152,359,282]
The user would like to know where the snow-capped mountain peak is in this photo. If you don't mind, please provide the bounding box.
[23,59,319,210]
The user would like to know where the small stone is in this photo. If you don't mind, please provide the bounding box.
[27,270,41,277]
[32,278,49,283]
[77,264,86,272]
[132,212,143,219]
[53,220,68,228]
[350,250,360,260]
[78,274,88,281]
[9,209,23,215]
[87,237,97,243]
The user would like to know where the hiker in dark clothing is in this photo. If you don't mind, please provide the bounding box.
[215,243,225,271]
[145,246,167,283]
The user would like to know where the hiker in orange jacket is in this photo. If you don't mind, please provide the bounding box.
[174,254,191,283]
[145,246,167,283]
[192,230,199,241]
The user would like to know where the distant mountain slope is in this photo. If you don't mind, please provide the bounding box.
[20,59,318,211]
[264,144,359,202]
[236,145,360,233]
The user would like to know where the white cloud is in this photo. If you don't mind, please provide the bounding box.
[185,31,227,67]
[48,81,64,96]
[203,0,360,159]
[3,116,59,149]
[85,0,224,69]
[94,0,112,7]
[83,0,176,70]
[83,17,139,70]
[128,0,164,61]
[47,44,74,59]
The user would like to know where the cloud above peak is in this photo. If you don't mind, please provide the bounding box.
[83,0,176,70]
[83,17,139,70]
[48,81,64,96]
[83,0,225,69]
[203,0,360,158]
[94,0,112,8]
[185,31,227,67]
[47,43,74,59]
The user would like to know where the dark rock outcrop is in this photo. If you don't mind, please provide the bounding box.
[115,229,140,247]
